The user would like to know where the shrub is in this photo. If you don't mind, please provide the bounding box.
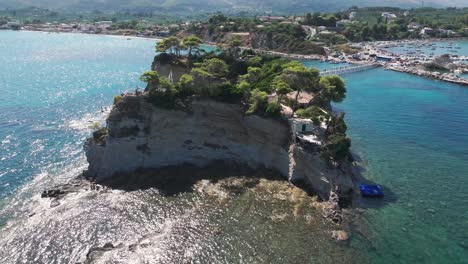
[246,89,268,115]
[92,127,108,143]
[216,82,243,102]
[296,106,329,125]
[324,134,351,160]
[265,101,281,117]
[113,95,123,105]
[177,74,194,96]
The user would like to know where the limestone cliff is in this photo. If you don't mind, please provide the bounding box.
[85,95,357,200]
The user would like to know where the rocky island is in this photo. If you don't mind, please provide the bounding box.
[85,36,360,218]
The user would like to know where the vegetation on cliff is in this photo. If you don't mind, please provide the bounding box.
[134,36,350,161]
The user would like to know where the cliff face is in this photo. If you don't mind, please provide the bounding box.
[249,32,325,55]
[85,95,355,199]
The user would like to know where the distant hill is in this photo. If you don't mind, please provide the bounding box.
[0,0,466,13]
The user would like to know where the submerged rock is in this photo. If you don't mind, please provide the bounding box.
[332,230,349,242]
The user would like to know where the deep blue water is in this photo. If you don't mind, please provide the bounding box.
[1,31,467,263]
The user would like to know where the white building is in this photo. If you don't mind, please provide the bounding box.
[381,12,397,23]
[408,22,422,30]
[291,119,315,134]
[420,27,434,36]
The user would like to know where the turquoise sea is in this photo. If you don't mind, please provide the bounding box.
[0,31,467,263]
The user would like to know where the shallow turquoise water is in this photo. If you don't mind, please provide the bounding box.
[335,68,468,264]
[0,31,467,263]
[0,31,357,264]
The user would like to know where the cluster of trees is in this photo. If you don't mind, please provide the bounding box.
[188,14,325,55]
[342,22,411,42]
[204,14,259,35]
[138,36,350,160]
[156,36,203,56]
[303,12,342,27]
[0,16,10,26]
[340,7,468,41]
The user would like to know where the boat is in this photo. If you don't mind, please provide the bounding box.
[359,184,384,197]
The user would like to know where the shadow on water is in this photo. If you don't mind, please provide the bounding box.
[96,160,305,197]
[349,152,399,209]
[354,183,398,209]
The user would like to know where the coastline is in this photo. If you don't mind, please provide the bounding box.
[4,29,468,87]
[8,28,163,41]
[1,28,467,263]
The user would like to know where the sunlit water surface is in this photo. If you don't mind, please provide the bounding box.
[1,31,467,263]
[0,31,361,264]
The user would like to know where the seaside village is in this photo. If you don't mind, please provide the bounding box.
[2,11,467,85]
[3,10,467,39]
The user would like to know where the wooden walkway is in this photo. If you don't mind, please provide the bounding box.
[320,63,379,76]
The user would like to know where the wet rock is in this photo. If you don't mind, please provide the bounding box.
[103,242,114,249]
[50,200,60,208]
[324,190,343,224]
[128,244,137,252]
[332,230,349,242]
[85,242,120,264]
[41,189,64,198]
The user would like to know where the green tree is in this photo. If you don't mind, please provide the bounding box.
[203,58,229,78]
[319,75,346,103]
[156,36,182,55]
[277,62,320,109]
[272,77,293,105]
[177,74,194,95]
[240,67,261,84]
[227,36,242,57]
[140,71,160,91]
[246,89,268,115]
[183,35,203,56]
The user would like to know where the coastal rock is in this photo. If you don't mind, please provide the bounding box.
[84,96,356,200]
[331,230,349,242]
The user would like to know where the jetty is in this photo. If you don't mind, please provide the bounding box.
[320,63,379,76]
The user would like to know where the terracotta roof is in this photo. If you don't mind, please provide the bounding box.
[287,91,315,105]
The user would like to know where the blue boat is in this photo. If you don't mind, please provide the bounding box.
[359,184,384,197]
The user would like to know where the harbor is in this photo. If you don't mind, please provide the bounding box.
[318,39,468,86]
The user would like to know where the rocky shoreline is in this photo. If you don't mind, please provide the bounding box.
[385,64,468,86]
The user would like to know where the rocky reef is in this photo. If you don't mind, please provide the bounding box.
[84,94,358,201]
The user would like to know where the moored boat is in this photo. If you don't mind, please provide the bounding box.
[359,184,384,197]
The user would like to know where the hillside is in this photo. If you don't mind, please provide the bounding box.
[0,0,466,14]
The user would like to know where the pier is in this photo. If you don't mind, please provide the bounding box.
[320,63,380,76]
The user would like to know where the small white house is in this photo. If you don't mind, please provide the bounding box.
[420,27,434,36]
[291,119,315,134]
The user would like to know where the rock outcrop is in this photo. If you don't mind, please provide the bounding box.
[85,95,357,200]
